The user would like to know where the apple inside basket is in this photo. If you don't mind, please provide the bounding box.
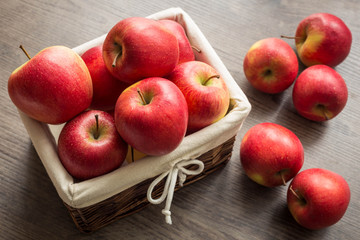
[19,7,251,232]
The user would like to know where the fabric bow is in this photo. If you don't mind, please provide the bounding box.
[147,159,205,224]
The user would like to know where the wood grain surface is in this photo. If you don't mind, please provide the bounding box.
[1,1,359,239]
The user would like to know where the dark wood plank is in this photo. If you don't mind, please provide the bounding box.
[1,0,359,239]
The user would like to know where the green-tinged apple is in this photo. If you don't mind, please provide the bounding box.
[167,61,230,134]
[292,65,348,121]
[8,45,92,124]
[240,123,304,187]
[285,13,352,67]
[102,17,179,84]
[159,19,195,64]
[243,38,298,94]
[287,168,351,230]
[114,77,188,156]
[82,45,129,111]
[58,110,128,180]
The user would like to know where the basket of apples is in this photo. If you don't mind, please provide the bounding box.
[7,8,251,232]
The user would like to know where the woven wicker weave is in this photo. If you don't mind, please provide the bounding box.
[64,135,236,232]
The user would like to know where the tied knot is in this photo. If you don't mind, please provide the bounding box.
[147,159,204,225]
[161,209,172,224]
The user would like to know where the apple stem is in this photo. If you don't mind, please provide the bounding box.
[131,146,134,163]
[281,172,286,186]
[137,88,147,105]
[280,35,302,40]
[19,45,31,60]
[324,113,330,121]
[191,45,201,53]
[204,75,220,85]
[321,105,330,120]
[112,48,122,67]
[315,104,330,120]
[94,114,100,140]
[289,185,301,200]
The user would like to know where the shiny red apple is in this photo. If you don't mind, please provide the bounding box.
[114,77,188,156]
[243,38,298,94]
[292,13,352,67]
[240,122,304,187]
[102,17,179,84]
[8,46,92,124]
[58,110,128,180]
[167,61,230,134]
[292,65,348,121]
[287,168,351,230]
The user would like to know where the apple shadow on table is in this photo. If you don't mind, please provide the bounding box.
[242,80,288,112]
[241,79,330,150]
[275,53,331,144]
[236,169,329,239]
[272,88,330,149]
[265,201,329,240]
[236,168,285,211]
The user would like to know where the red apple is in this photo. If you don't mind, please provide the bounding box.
[167,61,230,134]
[293,13,352,67]
[159,19,195,64]
[8,45,93,124]
[287,168,351,230]
[292,65,348,121]
[102,17,179,84]
[240,122,304,187]
[81,45,129,111]
[114,77,188,156]
[243,38,298,94]
[58,110,128,180]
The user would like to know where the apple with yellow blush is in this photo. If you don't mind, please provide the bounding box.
[8,45,92,124]
[284,13,352,67]
[243,38,298,94]
[167,61,230,134]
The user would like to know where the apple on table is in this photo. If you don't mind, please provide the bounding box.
[102,17,179,84]
[287,168,351,230]
[292,65,348,121]
[243,37,298,94]
[58,110,128,180]
[167,60,230,134]
[240,122,304,187]
[114,77,188,156]
[8,45,93,124]
[282,13,352,67]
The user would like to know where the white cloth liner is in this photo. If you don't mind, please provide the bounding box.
[18,7,251,216]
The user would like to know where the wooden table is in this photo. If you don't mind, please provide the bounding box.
[1,1,359,239]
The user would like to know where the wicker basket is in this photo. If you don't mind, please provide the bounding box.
[64,135,236,232]
[18,8,251,232]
